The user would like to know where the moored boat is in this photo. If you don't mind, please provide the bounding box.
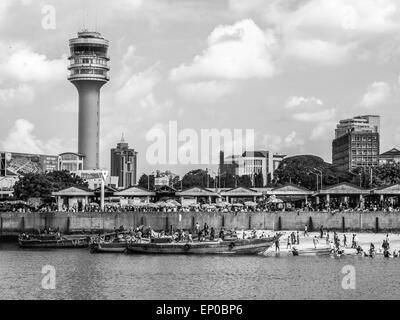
[127,234,281,255]
[292,246,332,256]
[18,233,90,248]
[89,231,132,253]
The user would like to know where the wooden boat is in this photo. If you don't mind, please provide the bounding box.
[292,246,332,256]
[126,235,281,255]
[89,231,151,253]
[18,233,90,248]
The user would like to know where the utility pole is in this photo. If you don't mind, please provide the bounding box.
[314,168,323,190]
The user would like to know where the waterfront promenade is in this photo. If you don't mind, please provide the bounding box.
[1,210,400,237]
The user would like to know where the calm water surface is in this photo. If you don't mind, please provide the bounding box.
[0,243,399,300]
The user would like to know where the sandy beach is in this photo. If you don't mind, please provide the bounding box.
[239,230,400,255]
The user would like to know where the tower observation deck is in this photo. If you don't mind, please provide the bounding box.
[68,31,110,170]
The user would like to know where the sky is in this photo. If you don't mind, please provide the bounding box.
[1,0,400,177]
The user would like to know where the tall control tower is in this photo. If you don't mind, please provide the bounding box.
[68,31,110,170]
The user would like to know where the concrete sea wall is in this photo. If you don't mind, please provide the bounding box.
[1,211,400,239]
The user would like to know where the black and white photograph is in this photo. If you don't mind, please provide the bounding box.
[1,0,400,308]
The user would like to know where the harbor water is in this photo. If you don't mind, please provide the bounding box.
[1,242,399,300]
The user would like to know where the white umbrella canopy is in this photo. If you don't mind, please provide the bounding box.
[232,203,244,207]
[165,202,176,208]
[146,203,159,208]
[216,202,232,208]
[268,198,284,204]
[166,199,181,207]
[155,201,167,207]
[202,204,216,210]
[244,201,257,207]
[189,203,200,208]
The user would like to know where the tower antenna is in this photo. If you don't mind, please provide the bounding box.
[95,4,98,32]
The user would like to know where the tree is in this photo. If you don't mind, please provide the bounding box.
[182,169,214,189]
[47,170,88,191]
[274,155,354,190]
[13,170,88,202]
[354,164,400,188]
[13,174,54,201]
[138,174,155,190]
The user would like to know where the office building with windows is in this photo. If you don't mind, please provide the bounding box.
[332,115,380,171]
[110,135,138,189]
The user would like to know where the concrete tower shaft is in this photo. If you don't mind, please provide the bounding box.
[68,31,110,170]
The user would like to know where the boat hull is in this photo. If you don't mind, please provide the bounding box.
[90,242,128,253]
[127,237,278,255]
[292,247,332,256]
[18,238,89,249]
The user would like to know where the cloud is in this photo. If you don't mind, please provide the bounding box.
[285,95,336,123]
[293,109,336,122]
[115,66,161,105]
[230,0,400,66]
[170,19,278,81]
[283,39,354,65]
[310,121,337,141]
[260,131,304,152]
[285,96,323,109]
[359,81,391,108]
[0,43,68,84]
[0,119,68,154]
[177,81,235,103]
[0,84,34,106]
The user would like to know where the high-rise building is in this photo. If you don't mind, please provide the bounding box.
[332,115,380,171]
[110,135,138,189]
[219,150,285,185]
[68,30,110,170]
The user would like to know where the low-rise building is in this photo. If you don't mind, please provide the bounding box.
[379,148,400,165]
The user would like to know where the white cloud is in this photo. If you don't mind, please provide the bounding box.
[170,19,277,81]
[1,119,67,154]
[0,43,68,83]
[285,96,323,109]
[293,109,336,122]
[283,39,354,65]
[260,131,304,152]
[178,81,235,103]
[230,0,400,66]
[115,67,161,105]
[359,81,391,108]
[310,121,337,141]
[139,93,173,113]
[0,84,34,106]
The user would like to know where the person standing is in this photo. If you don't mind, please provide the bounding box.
[287,236,291,249]
[343,234,347,248]
[210,227,215,241]
[313,236,319,249]
[304,225,308,237]
[275,238,280,252]
[320,225,324,239]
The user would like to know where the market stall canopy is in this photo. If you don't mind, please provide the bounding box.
[176,187,219,197]
[220,187,262,197]
[52,186,94,197]
[114,186,156,197]
[268,183,313,196]
[244,201,257,207]
[373,184,400,195]
[318,182,370,195]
